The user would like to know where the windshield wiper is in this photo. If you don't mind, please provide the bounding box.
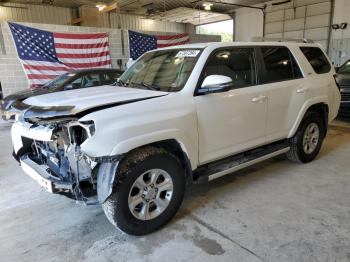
[115,79,127,87]
[129,81,160,91]
[141,82,160,91]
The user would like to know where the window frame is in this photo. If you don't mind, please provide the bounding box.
[256,46,304,85]
[299,46,331,75]
[194,46,260,96]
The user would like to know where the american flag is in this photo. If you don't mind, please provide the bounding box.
[129,30,190,60]
[8,22,112,88]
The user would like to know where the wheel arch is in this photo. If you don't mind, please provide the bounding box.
[97,139,194,204]
[288,100,329,138]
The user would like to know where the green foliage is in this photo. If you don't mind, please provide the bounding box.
[197,27,233,42]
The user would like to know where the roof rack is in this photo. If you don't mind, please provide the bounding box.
[252,37,314,43]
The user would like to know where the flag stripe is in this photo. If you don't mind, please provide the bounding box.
[27,74,58,80]
[53,32,108,39]
[157,33,189,40]
[56,51,110,59]
[54,37,109,45]
[58,57,111,64]
[157,36,189,45]
[157,40,190,48]
[63,59,112,69]
[55,46,109,54]
[23,63,70,71]
[54,42,109,49]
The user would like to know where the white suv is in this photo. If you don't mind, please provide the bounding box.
[11,42,340,235]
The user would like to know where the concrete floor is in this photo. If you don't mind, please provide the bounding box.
[1,122,350,262]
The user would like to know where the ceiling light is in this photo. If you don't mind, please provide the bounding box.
[96,2,107,11]
[202,3,213,11]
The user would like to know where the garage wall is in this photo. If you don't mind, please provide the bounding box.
[79,6,187,33]
[234,7,264,41]
[264,0,332,50]
[329,0,350,66]
[0,4,187,33]
[0,22,219,96]
[0,4,72,25]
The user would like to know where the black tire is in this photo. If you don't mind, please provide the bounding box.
[286,112,325,163]
[102,147,186,235]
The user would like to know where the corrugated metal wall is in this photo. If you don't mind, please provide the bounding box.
[330,38,350,66]
[0,4,72,25]
[78,6,187,33]
[264,0,332,50]
[0,4,187,33]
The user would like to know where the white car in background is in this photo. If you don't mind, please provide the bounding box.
[11,41,340,235]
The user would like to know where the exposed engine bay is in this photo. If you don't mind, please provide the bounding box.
[14,118,100,202]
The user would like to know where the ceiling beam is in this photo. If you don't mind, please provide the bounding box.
[71,1,118,25]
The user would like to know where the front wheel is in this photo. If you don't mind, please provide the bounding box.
[102,147,186,235]
[287,112,325,163]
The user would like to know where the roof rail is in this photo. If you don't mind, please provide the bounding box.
[252,37,314,43]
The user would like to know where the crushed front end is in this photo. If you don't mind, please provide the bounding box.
[12,117,102,203]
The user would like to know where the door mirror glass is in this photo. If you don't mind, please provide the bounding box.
[198,75,232,95]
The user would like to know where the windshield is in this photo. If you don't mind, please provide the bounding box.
[119,49,202,92]
[42,73,74,89]
[338,60,350,74]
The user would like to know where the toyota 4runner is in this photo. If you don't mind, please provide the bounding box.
[10,42,340,235]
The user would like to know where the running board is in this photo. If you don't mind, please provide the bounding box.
[194,141,290,183]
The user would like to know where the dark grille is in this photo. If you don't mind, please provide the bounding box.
[341,86,350,101]
[341,92,350,101]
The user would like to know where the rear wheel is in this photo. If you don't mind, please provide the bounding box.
[287,112,325,163]
[102,147,185,235]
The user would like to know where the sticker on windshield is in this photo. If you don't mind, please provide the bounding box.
[176,50,200,58]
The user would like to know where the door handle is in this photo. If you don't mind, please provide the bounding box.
[297,87,309,93]
[251,95,267,103]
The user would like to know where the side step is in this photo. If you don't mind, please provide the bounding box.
[194,141,290,183]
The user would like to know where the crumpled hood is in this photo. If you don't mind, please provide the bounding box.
[2,88,48,110]
[17,85,168,121]
[24,85,168,109]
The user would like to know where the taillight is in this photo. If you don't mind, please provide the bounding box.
[333,74,341,90]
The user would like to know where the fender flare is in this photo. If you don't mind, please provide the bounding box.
[97,161,119,203]
[96,134,196,203]
[288,97,329,138]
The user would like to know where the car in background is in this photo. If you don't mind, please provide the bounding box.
[1,68,123,120]
[335,59,350,118]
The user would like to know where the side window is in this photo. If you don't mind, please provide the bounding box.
[202,48,257,88]
[260,46,302,84]
[300,47,331,74]
[103,72,120,85]
[67,77,84,89]
[83,73,101,88]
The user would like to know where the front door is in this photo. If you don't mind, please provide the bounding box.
[195,47,268,164]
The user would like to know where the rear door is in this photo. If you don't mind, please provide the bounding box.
[257,46,305,141]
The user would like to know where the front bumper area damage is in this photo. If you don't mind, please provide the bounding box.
[12,119,121,203]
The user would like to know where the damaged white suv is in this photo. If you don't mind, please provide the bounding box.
[11,42,340,235]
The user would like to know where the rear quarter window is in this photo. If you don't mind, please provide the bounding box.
[300,47,331,74]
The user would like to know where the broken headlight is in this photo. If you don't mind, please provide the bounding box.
[68,120,95,146]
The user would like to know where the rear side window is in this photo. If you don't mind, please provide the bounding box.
[260,46,303,84]
[300,47,331,74]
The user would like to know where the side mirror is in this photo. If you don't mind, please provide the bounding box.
[197,75,233,95]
